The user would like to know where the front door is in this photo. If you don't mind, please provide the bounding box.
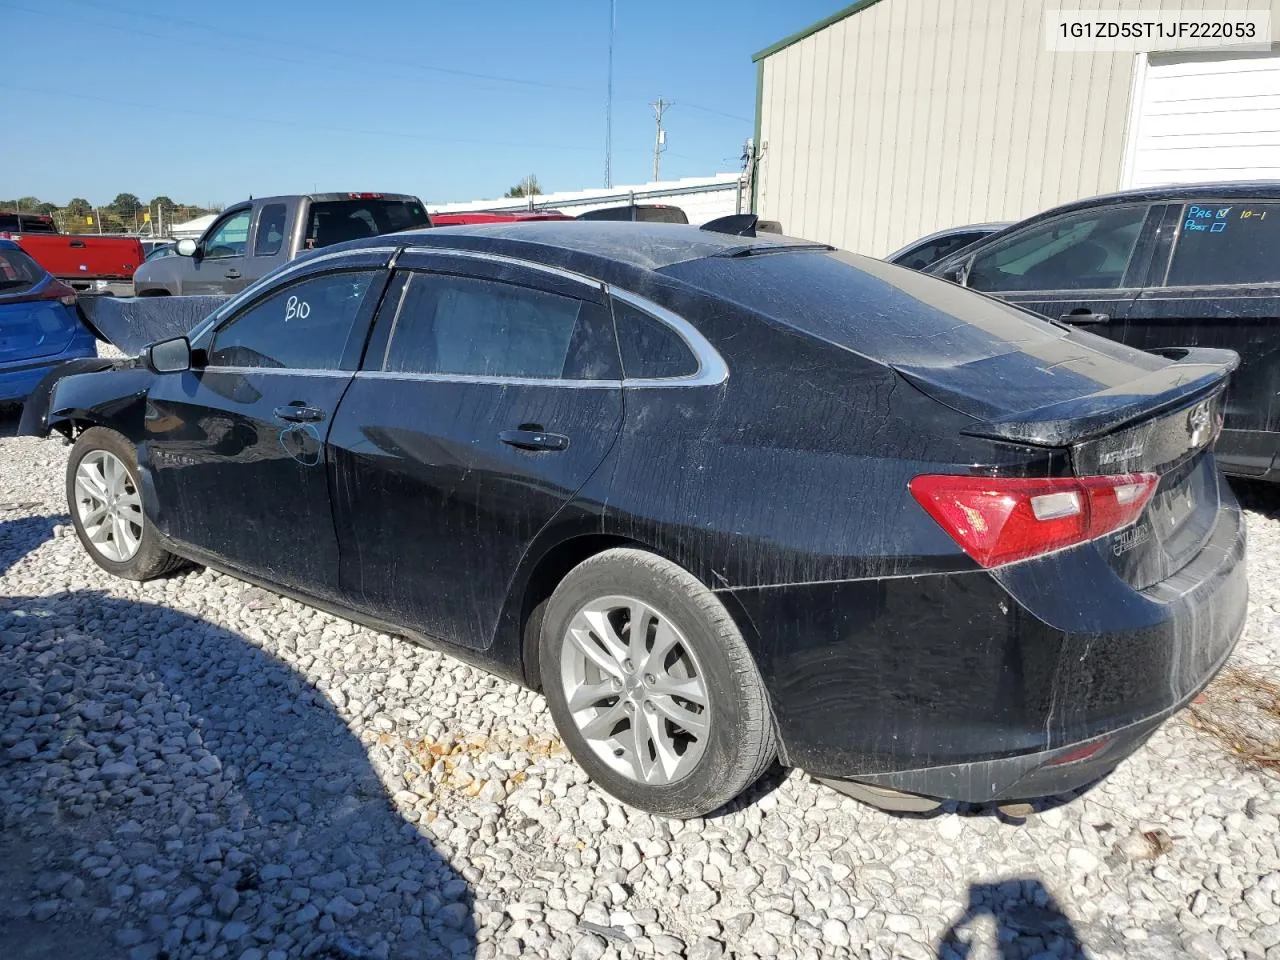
[185,207,254,294]
[963,203,1159,336]
[328,252,624,650]
[143,267,384,596]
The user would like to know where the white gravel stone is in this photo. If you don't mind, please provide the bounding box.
[1,421,1279,960]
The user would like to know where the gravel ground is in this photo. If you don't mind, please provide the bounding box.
[1,419,1277,960]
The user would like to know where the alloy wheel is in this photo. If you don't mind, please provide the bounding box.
[74,449,143,563]
[559,594,710,785]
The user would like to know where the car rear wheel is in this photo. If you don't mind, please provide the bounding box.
[539,548,776,818]
[66,427,185,580]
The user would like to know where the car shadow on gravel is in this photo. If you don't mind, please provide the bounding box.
[937,879,1085,959]
[0,588,475,960]
[1231,476,1280,520]
[0,513,64,577]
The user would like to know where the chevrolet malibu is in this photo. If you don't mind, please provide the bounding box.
[22,222,1247,818]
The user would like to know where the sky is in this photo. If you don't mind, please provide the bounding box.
[2,0,839,208]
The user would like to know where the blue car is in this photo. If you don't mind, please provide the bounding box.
[0,239,97,403]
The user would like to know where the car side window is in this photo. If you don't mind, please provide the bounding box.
[202,210,252,260]
[208,270,377,370]
[897,233,985,270]
[1166,202,1280,286]
[967,206,1148,293]
[380,272,619,380]
[253,204,287,257]
[612,300,699,379]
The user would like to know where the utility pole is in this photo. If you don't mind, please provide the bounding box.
[604,0,615,188]
[651,97,672,181]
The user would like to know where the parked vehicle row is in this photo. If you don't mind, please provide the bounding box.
[914,182,1280,484]
[0,211,143,297]
[22,220,1245,818]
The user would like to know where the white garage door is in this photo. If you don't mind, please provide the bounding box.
[1123,50,1280,188]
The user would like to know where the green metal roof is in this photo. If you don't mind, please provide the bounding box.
[752,0,889,62]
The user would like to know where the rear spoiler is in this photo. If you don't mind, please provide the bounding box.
[78,295,231,355]
[960,348,1239,447]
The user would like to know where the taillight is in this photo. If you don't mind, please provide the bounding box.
[348,192,383,199]
[5,279,77,307]
[909,472,1159,568]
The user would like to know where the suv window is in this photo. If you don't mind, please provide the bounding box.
[0,214,56,234]
[381,273,617,380]
[209,270,376,370]
[202,210,252,260]
[304,199,430,250]
[967,206,1148,293]
[1167,202,1280,286]
[0,246,45,293]
[254,204,287,257]
[613,300,698,379]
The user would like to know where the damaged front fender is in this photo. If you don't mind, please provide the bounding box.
[18,360,155,442]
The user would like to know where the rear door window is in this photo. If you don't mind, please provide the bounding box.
[209,270,377,369]
[379,273,618,380]
[893,231,990,270]
[304,199,430,249]
[253,203,288,257]
[967,205,1149,292]
[1166,202,1280,286]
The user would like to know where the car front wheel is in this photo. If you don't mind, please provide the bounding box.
[66,426,185,580]
[539,548,776,818]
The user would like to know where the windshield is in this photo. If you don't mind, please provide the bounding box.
[303,199,431,249]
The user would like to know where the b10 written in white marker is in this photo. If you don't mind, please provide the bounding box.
[284,296,311,321]
[1047,11,1270,51]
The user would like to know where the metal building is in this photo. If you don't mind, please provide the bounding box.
[753,0,1280,255]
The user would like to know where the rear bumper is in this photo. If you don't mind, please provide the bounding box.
[725,481,1247,803]
[0,336,98,403]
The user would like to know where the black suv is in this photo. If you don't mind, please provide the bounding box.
[931,182,1280,482]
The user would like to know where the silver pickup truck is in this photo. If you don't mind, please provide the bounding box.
[133,192,430,296]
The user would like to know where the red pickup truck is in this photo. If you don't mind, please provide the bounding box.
[0,212,143,296]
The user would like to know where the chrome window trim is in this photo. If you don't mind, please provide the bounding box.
[357,371,620,388]
[200,366,352,378]
[402,246,604,290]
[606,286,728,388]
[188,246,398,343]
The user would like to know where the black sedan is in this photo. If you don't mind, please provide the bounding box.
[929,181,1280,483]
[23,222,1246,818]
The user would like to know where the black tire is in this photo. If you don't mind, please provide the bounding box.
[539,548,776,818]
[66,426,186,581]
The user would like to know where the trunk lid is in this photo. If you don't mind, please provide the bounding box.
[900,349,1235,590]
[0,291,79,363]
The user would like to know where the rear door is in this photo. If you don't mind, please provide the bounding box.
[185,206,254,294]
[328,250,623,650]
[1124,198,1280,475]
[144,254,389,596]
[962,203,1159,331]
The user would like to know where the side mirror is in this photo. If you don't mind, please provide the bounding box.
[145,337,191,374]
[175,238,198,257]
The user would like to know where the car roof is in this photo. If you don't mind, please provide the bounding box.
[357,221,828,274]
[0,238,18,249]
[1027,180,1280,220]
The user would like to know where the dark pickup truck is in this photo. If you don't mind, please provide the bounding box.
[133,193,430,296]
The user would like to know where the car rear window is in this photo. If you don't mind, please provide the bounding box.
[304,200,431,249]
[663,248,1086,369]
[0,247,45,293]
[1167,202,1280,286]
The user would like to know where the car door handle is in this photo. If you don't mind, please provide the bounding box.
[273,404,325,423]
[225,269,242,280]
[1059,310,1111,325]
[499,428,569,452]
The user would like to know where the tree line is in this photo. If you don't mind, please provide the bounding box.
[0,194,221,234]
